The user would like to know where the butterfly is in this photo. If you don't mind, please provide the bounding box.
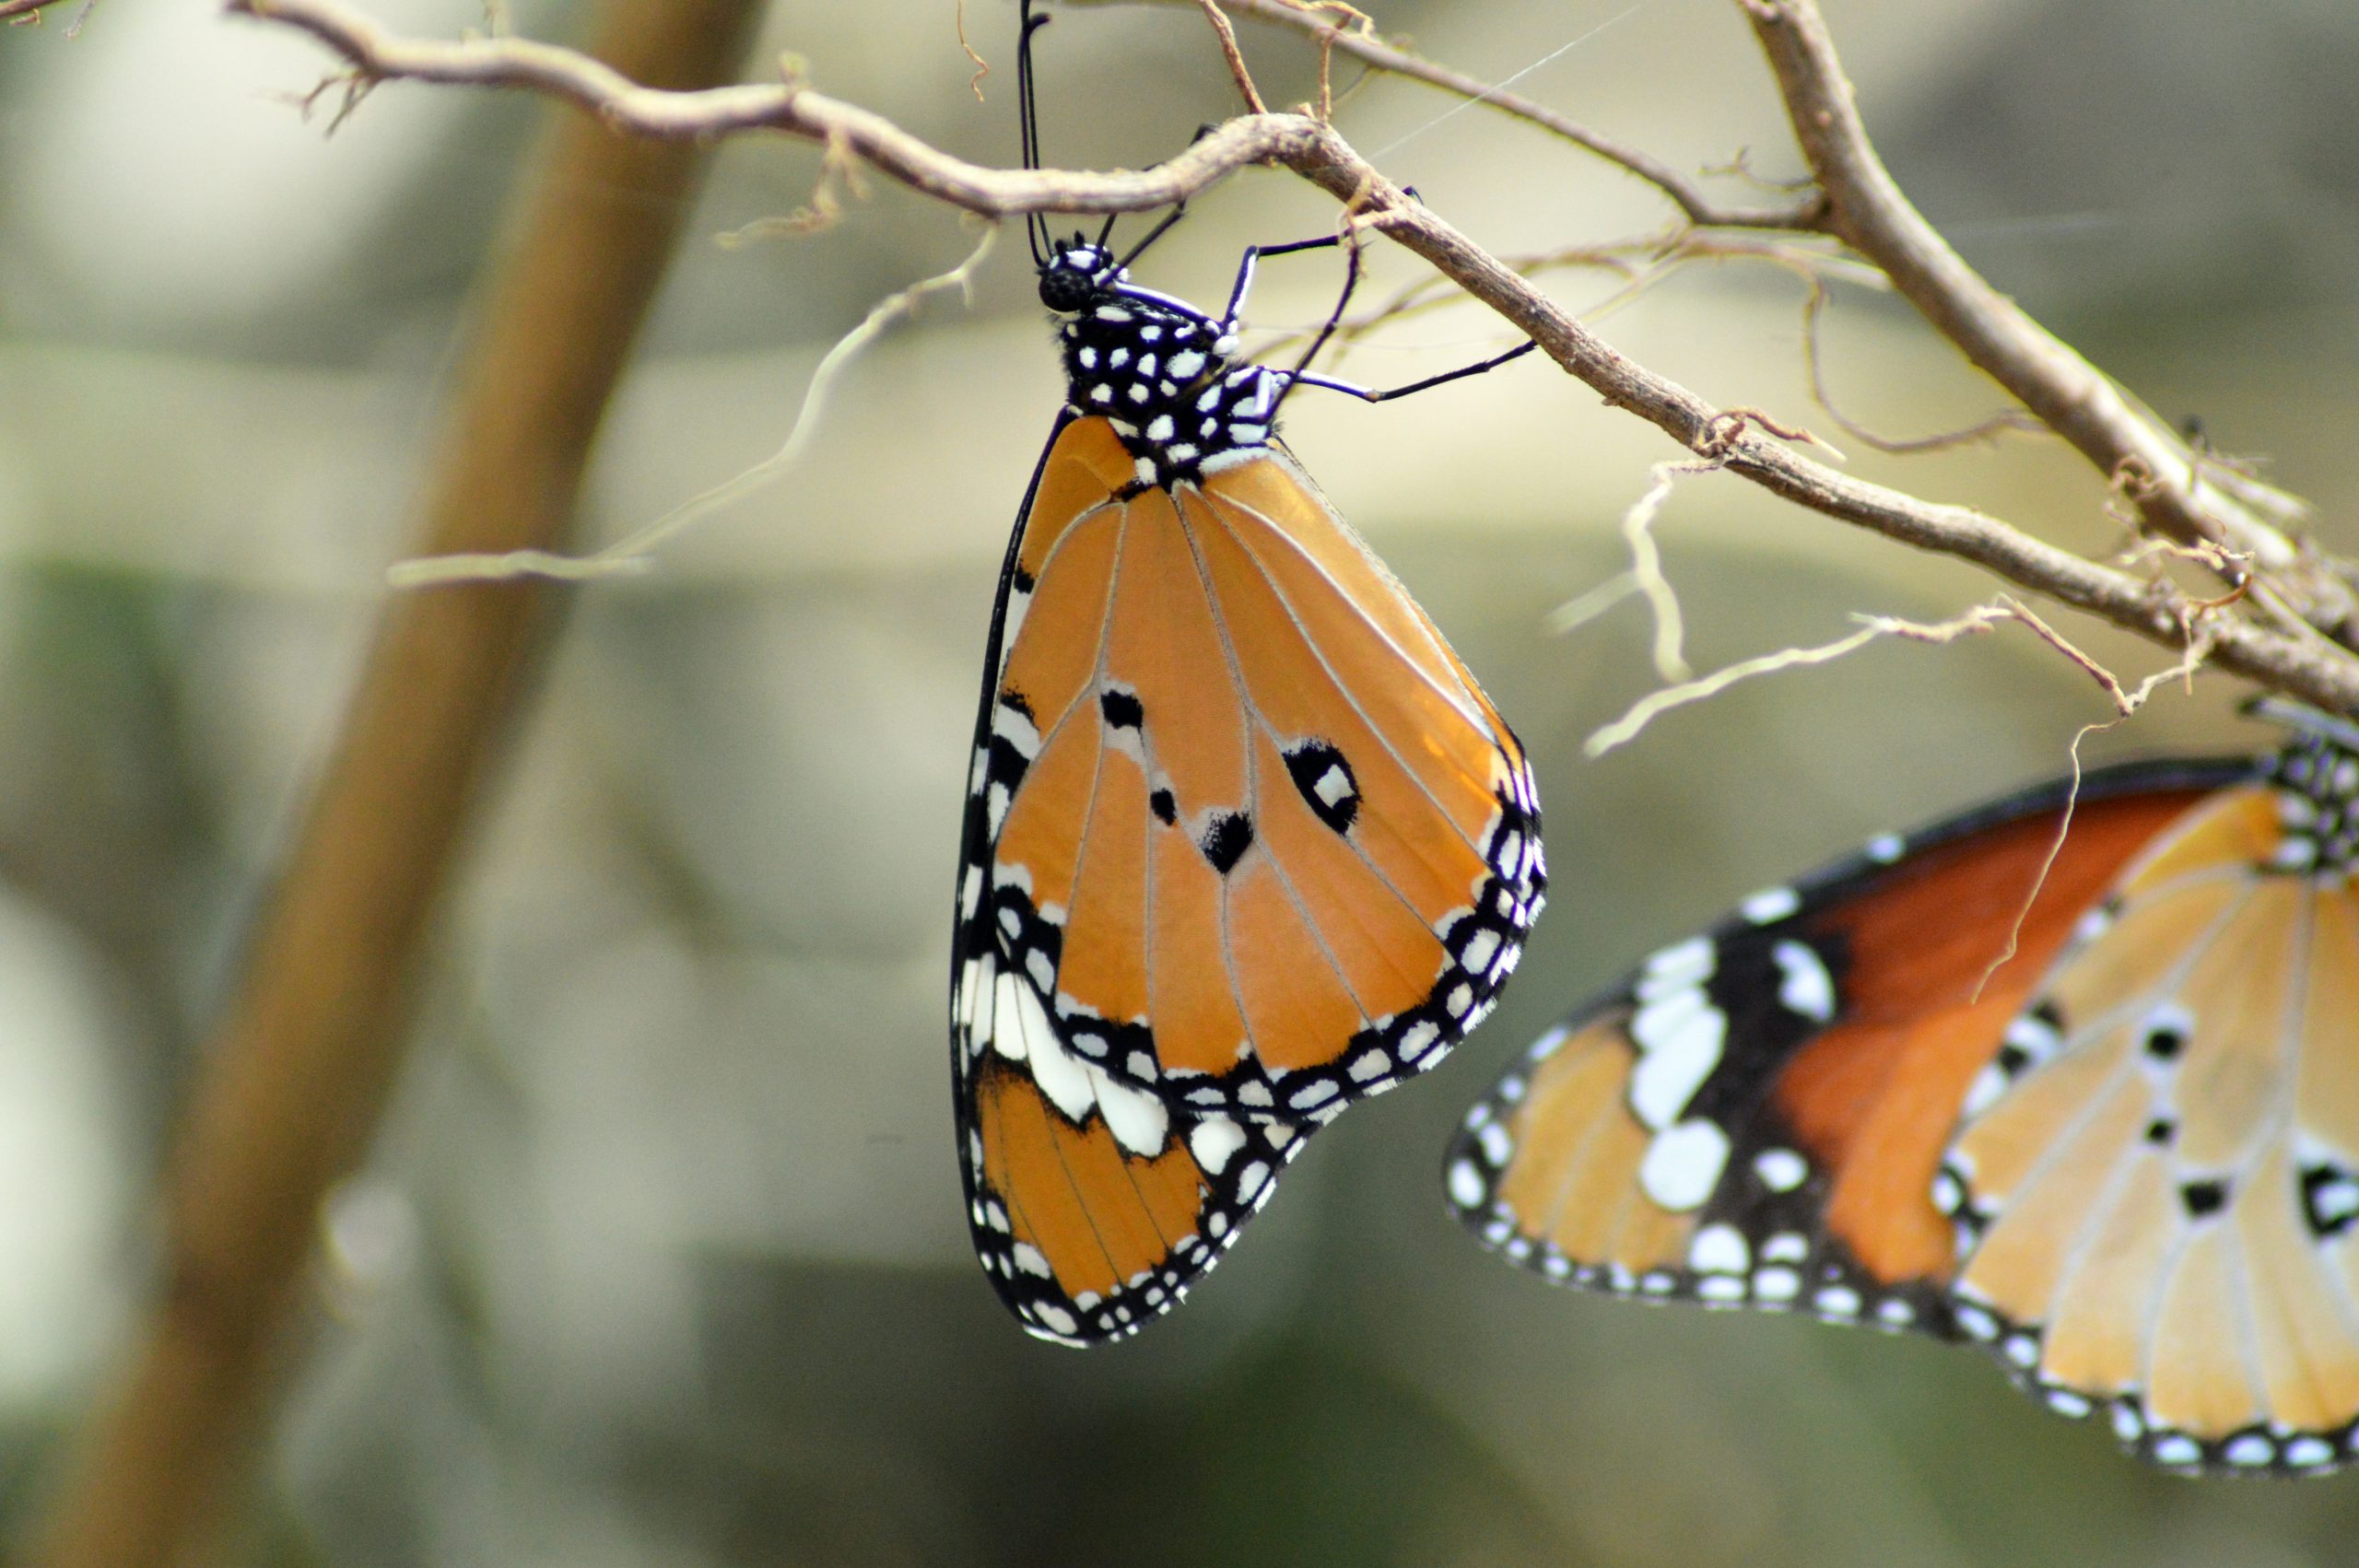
[949,1,1545,1346]
[1448,700,2359,1473]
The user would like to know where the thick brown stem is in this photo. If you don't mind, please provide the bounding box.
[23,1,763,1562]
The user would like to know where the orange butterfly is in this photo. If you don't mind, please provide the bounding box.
[953,4,1543,1345]
[1449,701,2359,1472]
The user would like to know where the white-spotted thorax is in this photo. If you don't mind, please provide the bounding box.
[2259,700,2359,878]
[1038,239,1290,490]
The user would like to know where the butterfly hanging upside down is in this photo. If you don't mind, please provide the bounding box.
[1449,700,2359,1474]
[949,3,1545,1347]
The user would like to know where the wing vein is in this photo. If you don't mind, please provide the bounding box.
[1189,485,1495,870]
[1168,484,1271,1066]
[1005,499,1133,813]
[1211,469,1492,736]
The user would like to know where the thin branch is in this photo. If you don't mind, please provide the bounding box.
[388,226,1002,587]
[1195,0,1267,112]
[1587,605,2011,756]
[228,0,1326,217]
[1802,280,2047,454]
[229,0,2359,719]
[1742,0,2341,627]
[1085,0,1824,229]
[0,0,84,22]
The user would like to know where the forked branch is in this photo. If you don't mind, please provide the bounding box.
[220,0,2359,717]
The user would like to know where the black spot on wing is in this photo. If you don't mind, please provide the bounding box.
[1283,740,1361,834]
[1200,811,1254,874]
[1150,789,1178,826]
[1100,687,1144,730]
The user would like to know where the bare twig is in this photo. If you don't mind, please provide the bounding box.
[1802,281,2047,454]
[27,2,767,1563]
[229,0,1323,216]
[389,226,1002,587]
[1195,0,1268,112]
[1086,0,1824,228]
[1587,605,2011,756]
[1742,0,2334,617]
[1968,624,2218,997]
[228,0,2359,718]
[956,0,989,101]
[0,0,83,22]
[1552,459,1708,681]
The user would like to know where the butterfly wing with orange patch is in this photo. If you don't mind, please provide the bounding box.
[1445,759,2264,1419]
[1933,737,2359,1471]
[956,418,1542,1341]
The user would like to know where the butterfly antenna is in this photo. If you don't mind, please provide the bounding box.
[1017,0,1053,265]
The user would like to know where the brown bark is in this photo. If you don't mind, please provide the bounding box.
[24,1,763,1562]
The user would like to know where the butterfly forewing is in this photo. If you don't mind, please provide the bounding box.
[957,413,1541,1342]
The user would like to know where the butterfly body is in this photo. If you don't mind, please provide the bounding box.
[1450,720,2359,1473]
[953,236,1543,1344]
[1039,241,1275,488]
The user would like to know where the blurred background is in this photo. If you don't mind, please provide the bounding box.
[5,0,2359,1562]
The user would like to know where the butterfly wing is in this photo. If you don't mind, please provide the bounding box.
[1939,759,2359,1470]
[954,417,1541,1341]
[1444,757,2324,1465]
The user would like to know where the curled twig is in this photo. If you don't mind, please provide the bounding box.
[1585,605,2010,758]
[1801,281,2046,455]
[1073,0,1822,228]
[956,0,989,100]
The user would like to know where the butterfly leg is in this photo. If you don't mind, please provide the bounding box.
[1287,339,1541,404]
[1221,233,1346,327]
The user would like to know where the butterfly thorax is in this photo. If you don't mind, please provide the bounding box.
[1039,242,1286,490]
[2270,729,2359,875]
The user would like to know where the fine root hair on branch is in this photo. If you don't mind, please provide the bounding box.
[388,226,998,589]
[1584,583,2231,763]
[1549,457,1718,684]
[1582,603,2012,759]
[1968,621,2222,997]
[1801,281,2047,455]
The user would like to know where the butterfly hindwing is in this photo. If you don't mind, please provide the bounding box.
[1938,748,2359,1471]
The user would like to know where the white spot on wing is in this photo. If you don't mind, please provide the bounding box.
[1688,1223,1748,1274]
[1771,940,1837,1023]
[1628,997,1727,1129]
[1638,1118,1731,1211]
[1189,1117,1247,1175]
[1754,1147,1807,1191]
[1090,1063,1170,1157]
[1637,937,1714,998]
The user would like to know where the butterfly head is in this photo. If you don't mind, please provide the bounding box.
[1038,238,1120,313]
